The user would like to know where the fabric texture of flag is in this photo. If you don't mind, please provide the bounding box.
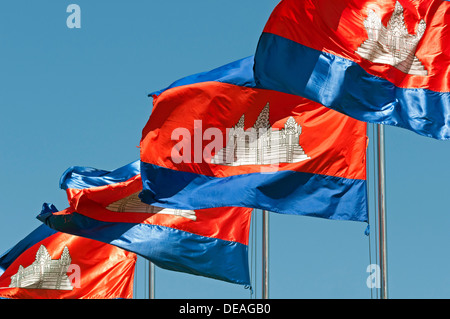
[253,0,450,140]
[139,56,368,222]
[0,224,136,299]
[38,161,252,286]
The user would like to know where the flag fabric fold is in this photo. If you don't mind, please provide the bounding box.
[139,57,369,222]
[0,224,136,299]
[38,161,252,286]
[253,0,450,140]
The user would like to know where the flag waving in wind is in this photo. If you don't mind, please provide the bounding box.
[38,161,252,286]
[0,224,136,299]
[139,56,368,222]
[254,0,450,140]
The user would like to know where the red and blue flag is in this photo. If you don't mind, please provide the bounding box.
[0,224,136,299]
[254,0,450,140]
[38,161,252,286]
[139,57,368,222]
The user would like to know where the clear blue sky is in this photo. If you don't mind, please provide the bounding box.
[0,1,449,299]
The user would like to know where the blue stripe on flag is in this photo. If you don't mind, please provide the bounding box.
[139,162,368,222]
[60,161,140,190]
[37,210,250,285]
[149,56,257,97]
[0,223,57,277]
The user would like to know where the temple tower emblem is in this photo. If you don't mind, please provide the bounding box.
[9,245,73,290]
[211,102,310,166]
[355,1,427,75]
[106,192,197,221]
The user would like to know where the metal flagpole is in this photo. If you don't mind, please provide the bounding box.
[149,261,155,299]
[262,209,269,299]
[376,124,388,299]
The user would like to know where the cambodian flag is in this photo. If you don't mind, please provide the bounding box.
[0,224,136,299]
[139,56,368,222]
[254,0,450,140]
[38,161,252,286]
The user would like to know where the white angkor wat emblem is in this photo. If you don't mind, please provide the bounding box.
[9,245,73,290]
[106,192,197,221]
[210,102,310,166]
[355,1,427,75]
